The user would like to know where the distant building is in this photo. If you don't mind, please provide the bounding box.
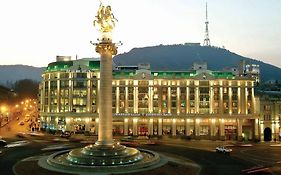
[39,58,259,141]
[238,60,260,84]
[245,64,260,84]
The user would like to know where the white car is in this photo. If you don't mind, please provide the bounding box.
[216,146,232,154]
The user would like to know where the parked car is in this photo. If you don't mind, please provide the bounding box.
[216,146,232,154]
[0,140,7,147]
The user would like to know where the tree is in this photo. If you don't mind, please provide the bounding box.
[14,79,39,100]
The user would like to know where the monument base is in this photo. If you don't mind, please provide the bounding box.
[39,142,164,174]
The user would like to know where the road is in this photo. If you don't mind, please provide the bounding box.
[0,99,38,138]
[142,144,251,175]
[1,135,280,175]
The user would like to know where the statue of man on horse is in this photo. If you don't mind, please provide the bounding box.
[94,2,118,33]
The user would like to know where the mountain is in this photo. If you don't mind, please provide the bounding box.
[0,45,280,83]
[113,44,281,81]
[0,65,44,86]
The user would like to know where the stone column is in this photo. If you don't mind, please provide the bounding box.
[209,86,214,114]
[54,117,58,130]
[48,80,51,112]
[158,81,162,113]
[65,117,71,131]
[42,79,46,112]
[172,119,176,136]
[195,119,200,138]
[186,86,190,114]
[251,87,255,114]
[240,87,246,114]
[124,118,128,136]
[168,86,171,113]
[158,118,163,135]
[185,119,191,136]
[125,81,128,112]
[87,77,92,113]
[254,119,259,140]
[133,81,138,113]
[237,118,243,141]
[95,40,117,146]
[148,119,153,135]
[195,86,199,113]
[210,119,216,140]
[219,86,223,114]
[177,86,180,114]
[229,87,232,114]
[133,118,138,136]
[69,74,73,113]
[238,87,241,114]
[219,119,225,140]
[85,118,90,132]
[245,87,248,114]
[148,86,153,113]
[57,74,60,113]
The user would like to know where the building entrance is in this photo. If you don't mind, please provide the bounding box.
[264,127,272,141]
[138,125,148,136]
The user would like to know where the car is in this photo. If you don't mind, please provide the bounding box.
[18,121,24,125]
[0,140,7,147]
[60,131,71,139]
[16,132,26,138]
[216,146,232,154]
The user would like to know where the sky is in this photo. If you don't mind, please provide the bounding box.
[0,0,280,68]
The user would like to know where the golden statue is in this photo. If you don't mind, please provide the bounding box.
[94,2,118,33]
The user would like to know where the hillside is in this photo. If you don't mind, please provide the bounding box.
[0,45,280,83]
[113,44,281,81]
[0,65,44,86]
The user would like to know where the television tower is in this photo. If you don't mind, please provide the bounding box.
[203,2,211,46]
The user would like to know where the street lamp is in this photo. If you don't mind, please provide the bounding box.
[1,106,7,113]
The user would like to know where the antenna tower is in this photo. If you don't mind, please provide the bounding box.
[203,2,211,46]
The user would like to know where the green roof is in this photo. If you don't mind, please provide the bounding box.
[46,61,73,72]
[45,60,235,80]
[89,61,100,70]
[211,71,235,79]
[151,71,197,78]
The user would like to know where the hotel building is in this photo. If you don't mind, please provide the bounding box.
[39,56,259,141]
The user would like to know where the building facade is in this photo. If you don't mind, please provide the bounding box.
[255,91,281,141]
[39,57,259,141]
